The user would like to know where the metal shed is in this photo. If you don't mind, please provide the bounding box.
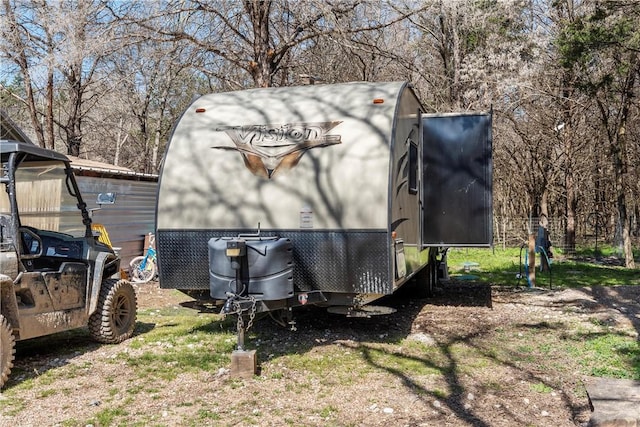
[69,157,158,268]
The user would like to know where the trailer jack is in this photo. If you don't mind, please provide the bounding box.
[220,292,259,378]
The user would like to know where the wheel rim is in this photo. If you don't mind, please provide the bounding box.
[112,292,133,330]
[134,268,152,282]
[131,258,154,283]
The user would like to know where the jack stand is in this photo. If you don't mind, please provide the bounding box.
[237,323,246,351]
[230,322,257,378]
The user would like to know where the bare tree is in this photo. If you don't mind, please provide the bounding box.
[556,0,639,267]
[1,0,56,148]
[109,1,416,89]
[105,37,200,173]
[53,0,125,156]
[1,0,126,156]
[406,0,533,111]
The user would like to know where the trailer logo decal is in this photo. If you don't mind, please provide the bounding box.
[212,121,343,178]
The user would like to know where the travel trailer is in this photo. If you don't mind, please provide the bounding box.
[156,81,492,319]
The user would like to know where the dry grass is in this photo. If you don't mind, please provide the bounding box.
[1,281,639,426]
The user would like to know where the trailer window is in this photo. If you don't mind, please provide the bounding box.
[409,141,418,194]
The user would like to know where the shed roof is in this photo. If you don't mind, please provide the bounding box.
[68,156,158,181]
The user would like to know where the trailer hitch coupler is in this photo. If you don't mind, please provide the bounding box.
[222,297,235,314]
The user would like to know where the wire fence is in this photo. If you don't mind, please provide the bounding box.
[492,215,637,253]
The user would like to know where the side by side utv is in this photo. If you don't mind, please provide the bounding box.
[1,140,137,388]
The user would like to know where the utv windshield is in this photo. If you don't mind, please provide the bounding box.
[3,161,87,238]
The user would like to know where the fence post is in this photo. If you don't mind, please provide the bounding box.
[528,233,536,287]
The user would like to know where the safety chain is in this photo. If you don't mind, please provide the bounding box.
[232,296,257,332]
[233,300,243,331]
[246,296,257,331]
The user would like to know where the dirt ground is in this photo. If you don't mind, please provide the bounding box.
[1,280,639,427]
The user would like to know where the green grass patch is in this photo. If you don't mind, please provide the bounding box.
[125,344,231,381]
[317,405,338,418]
[124,310,236,381]
[530,382,554,393]
[446,247,640,288]
[37,388,57,398]
[279,348,368,380]
[568,333,640,379]
[0,396,27,416]
[364,345,446,376]
[86,406,129,426]
[432,388,449,399]
[574,245,640,259]
[194,408,221,421]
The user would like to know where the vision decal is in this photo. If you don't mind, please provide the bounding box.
[212,121,342,178]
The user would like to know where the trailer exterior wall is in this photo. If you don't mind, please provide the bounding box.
[158,82,399,230]
[157,82,427,297]
[388,87,426,280]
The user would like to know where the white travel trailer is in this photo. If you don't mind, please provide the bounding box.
[156,81,492,319]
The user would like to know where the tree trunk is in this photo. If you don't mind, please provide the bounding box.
[45,67,55,150]
[611,56,636,269]
[563,124,576,255]
[612,131,634,268]
[152,127,160,174]
[620,204,635,268]
[115,118,127,167]
[559,80,577,254]
[245,0,273,87]
[565,175,577,254]
[539,190,550,272]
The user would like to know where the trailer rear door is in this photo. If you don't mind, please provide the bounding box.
[421,112,492,247]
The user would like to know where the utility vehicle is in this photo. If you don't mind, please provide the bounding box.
[0,140,137,388]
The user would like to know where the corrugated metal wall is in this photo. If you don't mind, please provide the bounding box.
[76,176,157,268]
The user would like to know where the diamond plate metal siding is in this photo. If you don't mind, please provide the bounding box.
[157,229,391,295]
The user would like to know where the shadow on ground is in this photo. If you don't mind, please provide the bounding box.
[6,321,156,389]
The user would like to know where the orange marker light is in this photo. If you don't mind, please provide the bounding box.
[373,98,384,104]
[195,108,206,113]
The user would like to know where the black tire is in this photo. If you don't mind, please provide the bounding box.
[89,279,137,344]
[403,250,438,298]
[129,256,156,283]
[1,314,16,389]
